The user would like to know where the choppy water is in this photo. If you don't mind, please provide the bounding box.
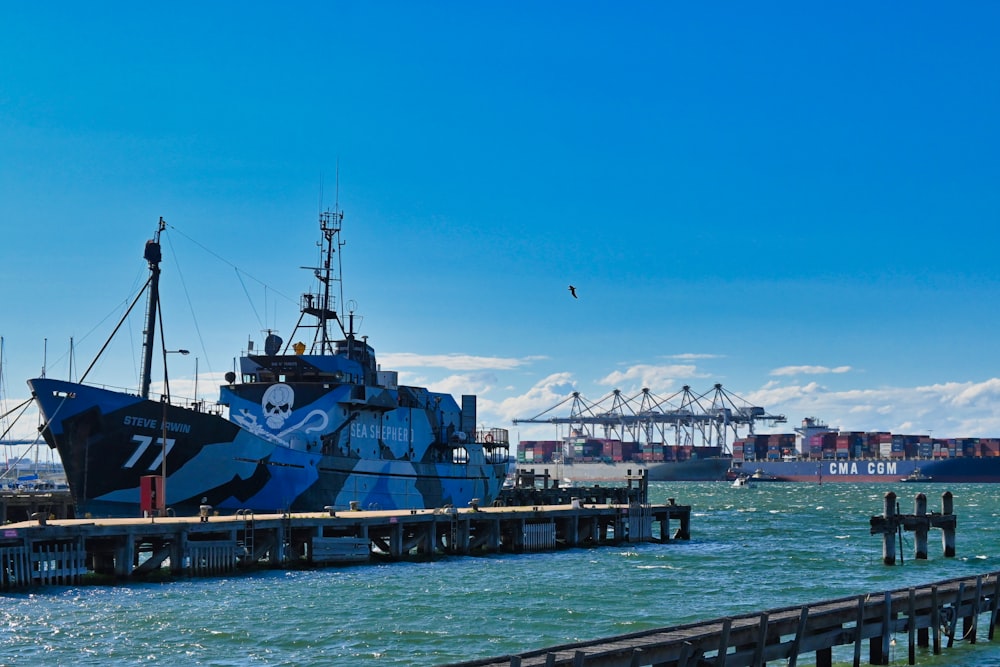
[2,482,999,666]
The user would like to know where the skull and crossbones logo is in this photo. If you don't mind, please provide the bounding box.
[262,383,295,430]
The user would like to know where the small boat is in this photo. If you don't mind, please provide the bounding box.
[732,474,755,488]
[29,212,511,517]
[750,468,781,482]
[901,468,933,483]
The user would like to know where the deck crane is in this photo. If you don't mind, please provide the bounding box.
[512,383,786,455]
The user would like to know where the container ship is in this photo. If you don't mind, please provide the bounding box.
[727,418,1000,483]
[516,410,1000,483]
[514,384,786,482]
[517,436,731,482]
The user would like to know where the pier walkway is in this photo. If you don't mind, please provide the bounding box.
[0,500,690,590]
[446,571,1000,667]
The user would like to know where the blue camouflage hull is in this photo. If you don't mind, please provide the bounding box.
[29,378,506,517]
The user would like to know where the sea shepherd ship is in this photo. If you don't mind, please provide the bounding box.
[29,213,510,517]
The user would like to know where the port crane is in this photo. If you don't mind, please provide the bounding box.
[512,384,786,454]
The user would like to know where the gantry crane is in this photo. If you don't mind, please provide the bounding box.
[512,384,786,454]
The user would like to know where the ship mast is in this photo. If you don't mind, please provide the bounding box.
[293,208,345,355]
[139,218,166,399]
[320,209,342,353]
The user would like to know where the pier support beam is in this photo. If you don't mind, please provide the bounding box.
[941,492,955,557]
[914,493,928,559]
[171,532,186,574]
[881,492,897,566]
[116,537,135,578]
[416,519,435,557]
[389,521,403,558]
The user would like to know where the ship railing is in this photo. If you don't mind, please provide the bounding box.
[476,428,509,446]
[476,428,510,464]
[151,391,226,417]
[72,380,224,417]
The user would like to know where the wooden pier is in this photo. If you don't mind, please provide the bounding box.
[502,469,651,507]
[869,491,956,565]
[446,571,1000,667]
[0,500,690,590]
[0,488,75,524]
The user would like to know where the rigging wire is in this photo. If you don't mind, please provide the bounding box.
[164,222,303,355]
[235,267,266,332]
[37,281,146,386]
[164,223,297,304]
[78,275,151,385]
[162,230,213,378]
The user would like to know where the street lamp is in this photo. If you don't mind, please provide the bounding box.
[159,348,190,515]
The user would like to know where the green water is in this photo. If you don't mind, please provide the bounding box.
[1,482,998,665]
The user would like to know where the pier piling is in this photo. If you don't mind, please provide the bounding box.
[869,491,957,564]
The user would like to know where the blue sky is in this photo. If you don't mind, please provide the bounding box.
[3,2,1000,460]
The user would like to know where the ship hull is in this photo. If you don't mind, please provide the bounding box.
[518,457,732,482]
[731,457,1000,483]
[519,455,1000,483]
[29,378,506,517]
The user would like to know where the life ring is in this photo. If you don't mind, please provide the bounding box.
[484,433,493,443]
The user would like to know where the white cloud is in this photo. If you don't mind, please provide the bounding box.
[488,372,578,441]
[480,372,577,423]
[770,365,852,376]
[426,372,498,397]
[934,378,1000,408]
[598,364,706,391]
[744,378,1000,438]
[743,381,824,407]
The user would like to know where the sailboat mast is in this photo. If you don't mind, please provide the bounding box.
[139,218,166,399]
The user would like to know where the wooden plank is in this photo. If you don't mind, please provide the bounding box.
[882,590,894,665]
[932,585,941,654]
[947,583,964,648]
[853,595,864,667]
[971,575,982,644]
[989,575,1000,641]
[908,587,916,665]
[786,606,809,667]
[714,618,731,667]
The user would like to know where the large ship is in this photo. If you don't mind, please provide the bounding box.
[514,385,785,482]
[29,212,510,517]
[515,392,1000,483]
[727,418,1000,483]
[518,453,732,483]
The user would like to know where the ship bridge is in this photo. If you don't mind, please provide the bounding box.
[512,384,786,454]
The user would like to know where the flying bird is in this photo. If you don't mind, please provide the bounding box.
[568,285,578,298]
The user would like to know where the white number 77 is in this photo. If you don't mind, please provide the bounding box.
[123,434,176,471]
